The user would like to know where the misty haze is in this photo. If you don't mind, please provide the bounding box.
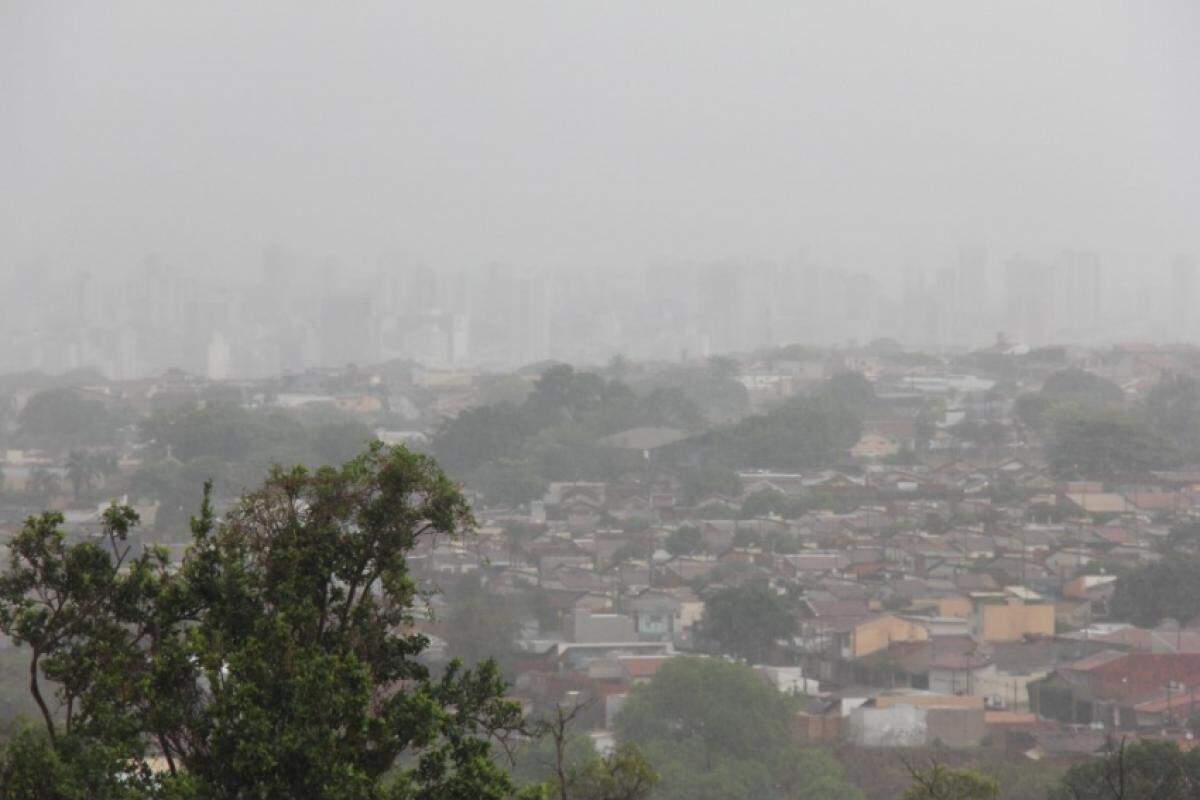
[0,2,1198,799]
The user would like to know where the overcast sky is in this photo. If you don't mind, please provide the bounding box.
[3,1,1197,276]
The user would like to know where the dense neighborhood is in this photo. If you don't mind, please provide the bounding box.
[5,339,1200,796]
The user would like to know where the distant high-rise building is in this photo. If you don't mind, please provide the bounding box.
[514,273,550,365]
[321,292,373,366]
[1005,256,1052,346]
[1057,250,1103,340]
[450,313,470,365]
[206,332,231,380]
[1171,255,1197,340]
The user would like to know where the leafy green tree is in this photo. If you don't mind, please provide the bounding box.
[1015,369,1124,435]
[635,363,749,424]
[774,748,864,800]
[617,659,794,771]
[902,763,999,800]
[433,403,532,475]
[1048,409,1178,478]
[815,372,875,415]
[24,468,61,499]
[1166,521,1200,553]
[616,659,857,800]
[508,731,598,789]
[679,464,742,505]
[1146,374,1200,459]
[17,389,121,451]
[443,573,521,678]
[1111,557,1200,627]
[476,458,548,508]
[564,744,657,800]
[139,402,308,464]
[699,586,795,663]
[64,450,113,499]
[637,388,704,432]
[664,526,703,557]
[696,394,862,472]
[739,488,807,519]
[309,418,375,465]
[1050,738,1200,799]
[1041,369,1124,405]
[0,445,531,800]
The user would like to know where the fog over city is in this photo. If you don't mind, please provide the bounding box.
[3,1,1198,376]
[6,5,1200,799]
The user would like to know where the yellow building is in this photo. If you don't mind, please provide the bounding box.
[968,593,1054,642]
[848,614,931,659]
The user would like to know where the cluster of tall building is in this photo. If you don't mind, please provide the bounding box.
[0,247,1193,380]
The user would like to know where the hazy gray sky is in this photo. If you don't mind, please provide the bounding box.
[3,1,1197,274]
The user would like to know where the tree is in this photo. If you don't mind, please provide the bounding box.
[679,465,742,505]
[1111,557,1200,627]
[476,457,548,508]
[774,748,864,800]
[739,488,807,519]
[1041,369,1124,406]
[309,418,375,465]
[616,658,793,772]
[525,701,656,800]
[443,572,521,678]
[0,444,531,799]
[663,526,703,557]
[815,372,876,415]
[696,394,862,472]
[902,762,999,800]
[1146,374,1200,459]
[1048,409,1178,478]
[615,659,857,800]
[566,744,657,800]
[432,403,531,475]
[1015,369,1124,435]
[24,468,61,499]
[1050,738,1200,799]
[699,586,795,663]
[64,450,110,499]
[17,389,120,451]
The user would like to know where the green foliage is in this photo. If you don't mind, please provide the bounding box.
[475,458,549,508]
[772,748,865,800]
[561,743,658,800]
[433,403,532,476]
[507,732,598,788]
[64,450,117,499]
[632,362,749,424]
[17,389,126,451]
[695,393,861,472]
[679,465,742,505]
[1015,369,1124,435]
[1146,374,1200,459]
[814,372,875,415]
[616,659,858,800]
[902,763,999,800]
[739,488,807,519]
[442,573,520,678]
[433,366,704,499]
[699,586,796,663]
[1111,556,1200,627]
[1041,369,1124,405]
[663,526,703,557]
[1050,738,1200,800]
[1048,408,1178,478]
[140,402,308,463]
[0,445,527,800]
[617,658,794,769]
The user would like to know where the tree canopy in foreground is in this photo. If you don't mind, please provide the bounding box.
[0,444,532,800]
